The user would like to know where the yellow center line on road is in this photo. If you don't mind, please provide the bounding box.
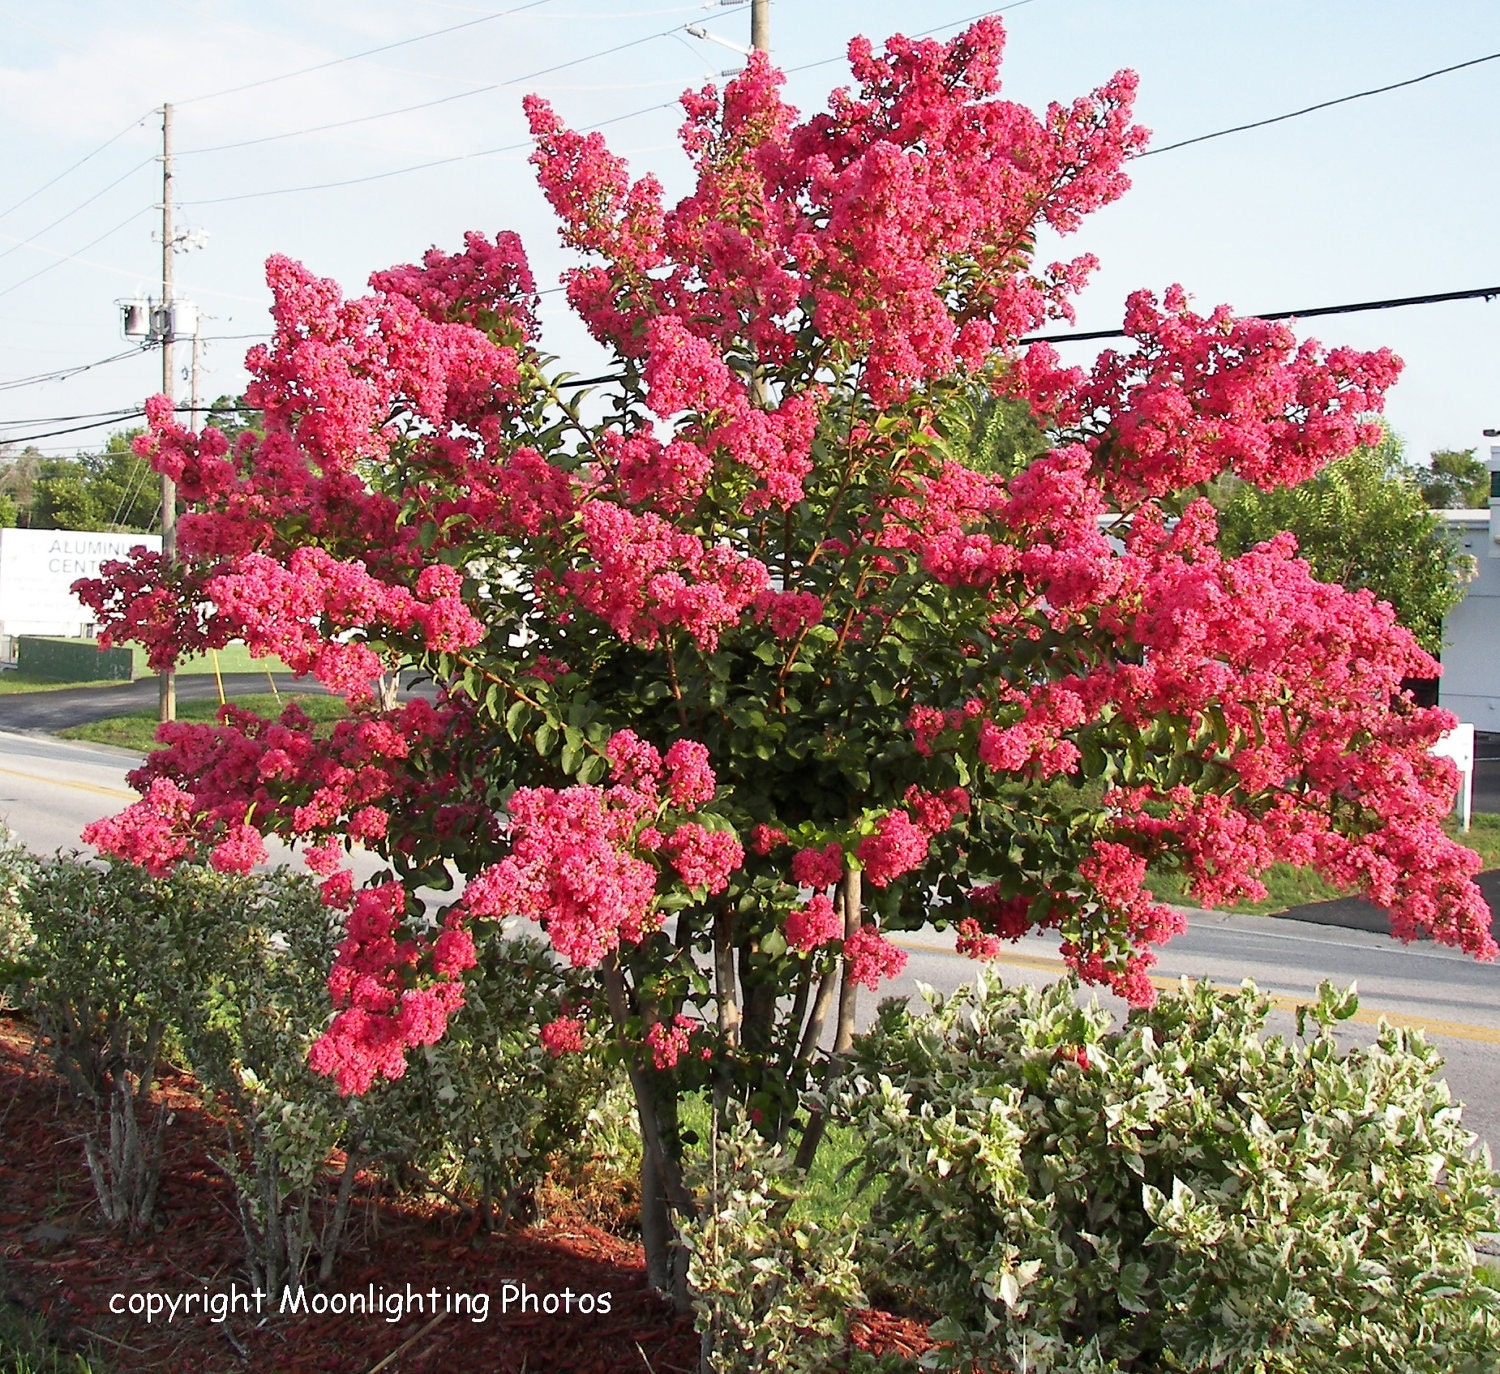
[894,938,1500,1047]
[0,764,137,802]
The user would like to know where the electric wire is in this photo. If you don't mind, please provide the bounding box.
[1141,50,1500,157]
[0,111,154,224]
[0,157,156,266]
[0,347,154,395]
[174,0,558,107]
[176,22,715,160]
[0,401,253,447]
[1021,286,1500,346]
[0,206,155,302]
[182,106,675,205]
[0,406,144,428]
[181,11,1498,212]
[7,284,1494,439]
[0,412,149,445]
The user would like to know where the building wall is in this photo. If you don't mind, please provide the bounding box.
[1439,512,1500,728]
[0,527,161,653]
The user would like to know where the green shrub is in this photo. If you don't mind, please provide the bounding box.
[0,827,32,1010]
[18,857,223,1233]
[163,868,357,1301]
[840,974,1500,1374]
[16,851,630,1293]
[371,925,619,1228]
[680,1107,866,1373]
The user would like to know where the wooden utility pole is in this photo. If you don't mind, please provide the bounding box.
[751,0,769,53]
[159,102,176,724]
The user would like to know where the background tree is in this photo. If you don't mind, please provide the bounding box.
[1215,426,1471,656]
[28,431,157,532]
[202,393,263,450]
[1419,446,1489,509]
[0,445,42,525]
[74,22,1495,1312]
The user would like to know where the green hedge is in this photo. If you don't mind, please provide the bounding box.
[13,638,297,682]
[16,637,140,682]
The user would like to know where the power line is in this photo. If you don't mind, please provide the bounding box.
[174,0,558,107]
[182,101,676,206]
[0,347,153,395]
[0,111,154,224]
[0,411,147,445]
[7,284,1488,433]
[1022,285,1500,346]
[1141,50,1500,157]
[0,207,155,300]
[0,401,255,448]
[182,13,1500,215]
[0,406,143,428]
[0,157,155,266]
[166,4,1041,207]
[177,22,714,163]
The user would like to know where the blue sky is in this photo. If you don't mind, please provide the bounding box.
[2,0,1497,471]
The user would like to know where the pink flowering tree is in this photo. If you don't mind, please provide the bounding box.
[76,21,1494,1302]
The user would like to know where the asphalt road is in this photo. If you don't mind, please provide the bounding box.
[0,673,333,733]
[4,681,1495,806]
[3,727,1499,1164]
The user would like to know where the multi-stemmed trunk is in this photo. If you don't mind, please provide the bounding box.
[620,866,866,1318]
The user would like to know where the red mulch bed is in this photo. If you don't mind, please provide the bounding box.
[0,1013,933,1373]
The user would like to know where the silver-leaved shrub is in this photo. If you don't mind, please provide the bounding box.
[0,824,33,1008]
[681,1106,866,1374]
[839,973,1500,1374]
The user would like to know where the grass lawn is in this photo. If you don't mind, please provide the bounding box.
[0,672,128,694]
[1148,812,1500,914]
[677,1093,871,1231]
[57,693,347,752]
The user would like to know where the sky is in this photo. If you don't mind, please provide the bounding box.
[1,0,1497,473]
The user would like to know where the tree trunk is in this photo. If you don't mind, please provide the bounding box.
[602,955,695,1310]
[794,867,862,1173]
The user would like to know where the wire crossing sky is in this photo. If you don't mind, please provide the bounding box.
[1,0,1497,463]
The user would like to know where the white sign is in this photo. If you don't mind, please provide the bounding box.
[0,527,161,638]
[1431,722,1475,832]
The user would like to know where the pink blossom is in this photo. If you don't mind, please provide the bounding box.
[663,738,716,807]
[856,811,929,887]
[645,1013,698,1070]
[663,823,744,893]
[541,1015,587,1057]
[843,925,907,991]
[791,843,844,890]
[786,894,842,952]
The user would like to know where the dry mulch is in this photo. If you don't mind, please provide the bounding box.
[0,1012,702,1373]
[0,1013,935,1373]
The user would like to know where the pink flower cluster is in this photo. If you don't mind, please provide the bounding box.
[843,924,908,991]
[310,886,477,1095]
[540,1015,586,1057]
[82,695,482,881]
[645,1013,702,1070]
[1012,287,1401,501]
[785,894,842,952]
[563,501,771,653]
[464,729,740,967]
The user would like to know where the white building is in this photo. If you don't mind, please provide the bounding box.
[0,527,161,660]
[1438,448,1500,728]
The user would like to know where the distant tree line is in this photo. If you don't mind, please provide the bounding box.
[0,397,261,532]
